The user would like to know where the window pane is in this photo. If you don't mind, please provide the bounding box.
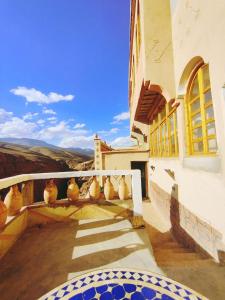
[190,76,199,99]
[161,107,166,120]
[208,139,217,152]
[168,102,173,112]
[190,99,200,113]
[156,129,160,154]
[202,65,210,89]
[161,122,167,138]
[204,89,212,104]
[171,135,175,154]
[193,141,203,152]
[207,121,216,136]
[169,116,174,134]
[205,105,214,120]
[192,127,203,139]
[192,112,201,127]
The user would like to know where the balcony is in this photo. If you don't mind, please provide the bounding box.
[0,170,211,299]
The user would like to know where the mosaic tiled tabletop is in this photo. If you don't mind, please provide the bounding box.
[40,268,207,300]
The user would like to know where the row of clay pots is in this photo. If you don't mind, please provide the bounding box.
[44,176,129,203]
[44,178,79,204]
[0,176,129,227]
[89,175,129,201]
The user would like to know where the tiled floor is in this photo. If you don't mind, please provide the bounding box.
[0,202,224,300]
[0,217,161,300]
[41,269,206,300]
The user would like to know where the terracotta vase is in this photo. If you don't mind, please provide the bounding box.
[44,179,58,204]
[89,176,100,200]
[4,185,23,216]
[67,178,79,201]
[0,200,7,227]
[118,175,129,200]
[104,176,114,200]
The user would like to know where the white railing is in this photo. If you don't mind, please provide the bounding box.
[0,169,143,219]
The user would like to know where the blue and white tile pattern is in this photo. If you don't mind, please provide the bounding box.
[40,268,207,300]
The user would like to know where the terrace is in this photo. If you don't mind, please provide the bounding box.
[0,170,224,300]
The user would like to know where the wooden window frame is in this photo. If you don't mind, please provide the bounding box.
[185,64,217,156]
[150,103,179,158]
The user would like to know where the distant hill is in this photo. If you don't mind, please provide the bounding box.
[0,141,94,201]
[0,138,94,157]
[0,137,56,148]
[66,147,94,157]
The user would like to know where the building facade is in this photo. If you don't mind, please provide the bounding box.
[95,0,225,262]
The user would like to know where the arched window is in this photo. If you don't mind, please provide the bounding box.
[186,64,217,155]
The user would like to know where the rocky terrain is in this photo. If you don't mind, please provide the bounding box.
[0,141,94,201]
[0,142,92,178]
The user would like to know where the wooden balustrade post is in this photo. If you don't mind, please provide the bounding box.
[22,180,34,206]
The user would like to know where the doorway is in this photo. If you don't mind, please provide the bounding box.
[131,161,147,198]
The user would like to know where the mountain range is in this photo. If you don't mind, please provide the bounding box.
[0,138,94,180]
[0,138,94,157]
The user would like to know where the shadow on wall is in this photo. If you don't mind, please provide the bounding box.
[169,183,222,260]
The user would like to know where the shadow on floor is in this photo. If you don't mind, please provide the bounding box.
[67,243,145,273]
[74,228,133,246]
[77,218,125,230]
[0,218,146,300]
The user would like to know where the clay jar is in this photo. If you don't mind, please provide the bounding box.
[118,175,129,200]
[0,201,7,227]
[4,185,23,216]
[44,179,58,204]
[104,176,115,200]
[89,176,100,200]
[67,178,79,202]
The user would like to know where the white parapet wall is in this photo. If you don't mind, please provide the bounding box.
[0,169,143,217]
[0,169,144,259]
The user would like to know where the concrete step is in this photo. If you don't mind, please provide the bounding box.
[157,258,214,267]
[155,251,205,261]
[153,241,190,249]
[155,247,194,254]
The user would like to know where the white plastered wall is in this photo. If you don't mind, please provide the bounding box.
[150,0,225,249]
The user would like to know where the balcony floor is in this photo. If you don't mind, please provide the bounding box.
[0,215,161,300]
[0,202,224,300]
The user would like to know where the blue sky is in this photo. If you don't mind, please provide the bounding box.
[0,0,132,148]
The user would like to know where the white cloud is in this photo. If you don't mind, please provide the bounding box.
[0,113,89,142]
[0,107,93,148]
[47,116,57,124]
[98,127,119,136]
[47,116,57,121]
[0,117,37,138]
[38,121,88,142]
[74,123,86,129]
[110,136,135,148]
[42,107,57,115]
[0,108,13,122]
[10,86,74,105]
[37,119,45,125]
[111,111,130,124]
[59,135,94,149]
[0,108,37,138]
[23,112,38,120]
